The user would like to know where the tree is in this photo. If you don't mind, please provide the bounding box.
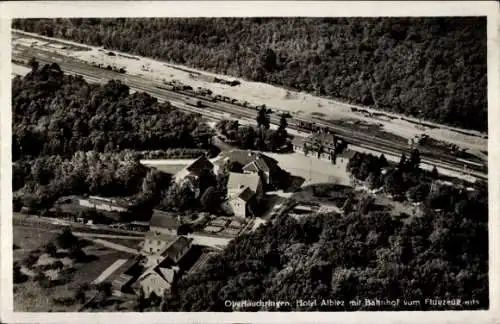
[44,242,57,256]
[177,223,194,236]
[279,114,288,131]
[200,186,220,212]
[12,197,23,212]
[56,228,79,250]
[303,143,310,156]
[75,289,86,304]
[366,172,381,190]
[256,107,270,129]
[160,182,197,212]
[379,154,388,168]
[431,166,439,179]
[28,57,39,71]
[13,262,27,284]
[237,126,257,149]
[408,149,421,171]
[95,282,112,306]
[398,153,407,171]
[196,168,217,195]
[406,183,430,202]
[261,48,277,71]
[384,170,405,196]
[275,114,289,148]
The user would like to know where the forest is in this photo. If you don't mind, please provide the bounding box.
[12,63,220,217]
[162,154,488,311]
[12,62,214,161]
[13,17,487,131]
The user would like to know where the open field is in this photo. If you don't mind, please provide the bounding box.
[13,225,131,312]
[12,30,487,153]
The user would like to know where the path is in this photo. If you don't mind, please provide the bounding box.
[188,234,232,250]
[86,238,140,255]
[72,232,144,240]
[92,259,129,284]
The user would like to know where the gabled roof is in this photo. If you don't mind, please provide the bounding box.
[214,150,278,172]
[161,236,192,261]
[157,267,175,283]
[242,161,260,173]
[227,172,261,194]
[185,155,213,174]
[149,210,180,230]
[139,266,171,285]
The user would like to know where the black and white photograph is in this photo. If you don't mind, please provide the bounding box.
[1,1,498,323]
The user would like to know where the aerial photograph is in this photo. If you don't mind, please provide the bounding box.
[10,17,488,312]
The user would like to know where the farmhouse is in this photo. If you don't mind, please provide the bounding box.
[136,234,192,298]
[213,149,281,188]
[134,265,178,299]
[141,232,192,266]
[149,209,180,236]
[141,232,176,256]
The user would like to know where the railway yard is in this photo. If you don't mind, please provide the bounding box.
[11,30,487,183]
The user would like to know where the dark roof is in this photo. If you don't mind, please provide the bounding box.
[215,150,278,172]
[186,155,213,174]
[112,273,134,288]
[162,236,192,260]
[150,210,180,230]
[106,259,138,286]
[237,187,255,202]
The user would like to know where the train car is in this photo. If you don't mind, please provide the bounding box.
[205,95,217,102]
[186,97,204,108]
[457,158,486,169]
[127,221,149,232]
[156,84,174,91]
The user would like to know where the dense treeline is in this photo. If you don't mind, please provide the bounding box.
[12,63,214,161]
[13,151,148,212]
[163,188,488,311]
[13,17,487,131]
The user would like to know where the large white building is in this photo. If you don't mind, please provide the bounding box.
[225,172,263,218]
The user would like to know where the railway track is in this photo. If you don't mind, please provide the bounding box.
[13,47,487,180]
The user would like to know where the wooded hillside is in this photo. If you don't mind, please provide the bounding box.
[13,17,487,131]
